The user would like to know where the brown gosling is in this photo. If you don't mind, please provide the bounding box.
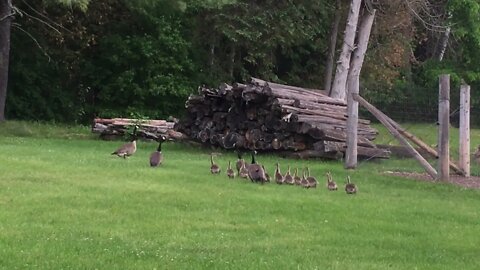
[274,163,284,185]
[300,168,309,188]
[112,126,138,158]
[345,176,357,194]
[236,151,245,174]
[326,171,338,191]
[149,136,166,167]
[247,151,267,184]
[306,167,318,188]
[210,154,221,174]
[284,166,294,185]
[262,165,271,182]
[226,161,235,178]
[239,162,249,179]
[294,168,302,186]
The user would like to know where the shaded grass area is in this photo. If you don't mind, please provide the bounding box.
[1,121,480,269]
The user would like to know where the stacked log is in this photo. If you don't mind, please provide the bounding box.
[176,78,390,159]
[92,118,185,141]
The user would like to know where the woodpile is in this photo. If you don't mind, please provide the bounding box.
[176,78,390,159]
[92,118,186,141]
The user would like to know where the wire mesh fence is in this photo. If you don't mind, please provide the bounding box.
[356,101,480,177]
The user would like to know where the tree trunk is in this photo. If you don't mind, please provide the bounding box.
[436,27,450,61]
[324,0,342,93]
[329,0,362,100]
[0,0,12,122]
[345,9,376,168]
[228,44,236,79]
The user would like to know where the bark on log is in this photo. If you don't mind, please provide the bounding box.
[92,118,180,141]
[176,78,384,160]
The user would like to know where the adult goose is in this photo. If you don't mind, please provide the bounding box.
[112,126,138,158]
[150,136,166,167]
[247,151,267,184]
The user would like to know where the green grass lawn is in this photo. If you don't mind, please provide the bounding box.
[1,121,479,269]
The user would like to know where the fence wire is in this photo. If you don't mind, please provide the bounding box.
[355,102,480,177]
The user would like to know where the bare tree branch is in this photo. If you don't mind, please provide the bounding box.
[12,22,51,62]
[17,7,62,34]
[21,0,73,34]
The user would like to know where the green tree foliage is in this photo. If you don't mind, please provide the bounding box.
[82,16,196,119]
[189,0,333,86]
[6,0,480,123]
[7,0,334,122]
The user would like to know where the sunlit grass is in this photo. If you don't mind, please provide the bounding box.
[0,121,479,269]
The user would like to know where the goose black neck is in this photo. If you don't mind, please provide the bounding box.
[237,152,242,159]
[157,141,162,152]
[251,151,256,164]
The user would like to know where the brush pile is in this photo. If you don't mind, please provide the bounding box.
[176,78,390,159]
[92,118,185,141]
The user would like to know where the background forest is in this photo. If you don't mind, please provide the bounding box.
[3,0,480,123]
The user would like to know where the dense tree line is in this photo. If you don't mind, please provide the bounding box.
[1,0,480,123]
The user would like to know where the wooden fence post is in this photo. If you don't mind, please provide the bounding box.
[459,84,471,177]
[438,74,450,181]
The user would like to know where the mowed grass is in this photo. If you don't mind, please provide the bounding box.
[1,121,480,269]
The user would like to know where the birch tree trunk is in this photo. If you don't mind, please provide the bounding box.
[324,0,342,93]
[0,0,12,121]
[437,27,450,61]
[345,9,376,169]
[329,0,362,100]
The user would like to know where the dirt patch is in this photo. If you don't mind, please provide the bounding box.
[383,171,480,189]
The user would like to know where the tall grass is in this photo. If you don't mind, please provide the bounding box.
[0,121,479,269]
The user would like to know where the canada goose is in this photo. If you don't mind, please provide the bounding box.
[239,162,249,179]
[345,176,357,194]
[247,151,267,184]
[284,166,294,185]
[300,168,309,188]
[236,151,245,174]
[326,171,338,191]
[306,167,318,188]
[274,163,284,184]
[149,136,166,167]
[210,154,221,174]
[112,126,138,158]
[294,168,302,186]
[227,161,235,178]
